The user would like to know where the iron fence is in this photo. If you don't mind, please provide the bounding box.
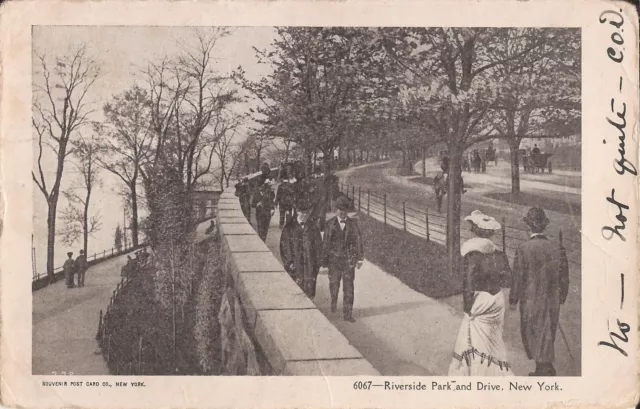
[32,243,143,282]
[340,180,581,280]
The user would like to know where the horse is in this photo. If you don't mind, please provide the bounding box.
[522,152,553,173]
[433,172,466,213]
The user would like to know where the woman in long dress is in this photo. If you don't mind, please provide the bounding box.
[448,210,513,376]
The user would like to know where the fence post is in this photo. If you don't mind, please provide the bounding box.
[559,229,564,248]
[383,194,387,225]
[96,310,103,341]
[367,190,370,215]
[402,202,406,231]
[425,207,430,242]
[138,335,143,374]
[107,335,111,363]
[351,185,355,203]
[501,217,506,252]
[358,187,361,212]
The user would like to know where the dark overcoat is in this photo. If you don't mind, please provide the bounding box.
[510,235,569,363]
[280,218,323,297]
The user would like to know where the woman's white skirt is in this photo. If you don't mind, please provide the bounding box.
[448,291,513,376]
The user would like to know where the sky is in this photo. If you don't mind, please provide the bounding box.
[32,26,276,275]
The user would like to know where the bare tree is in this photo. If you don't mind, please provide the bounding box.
[32,44,100,281]
[97,85,152,246]
[211,113,244,190]
[58,134,102,256]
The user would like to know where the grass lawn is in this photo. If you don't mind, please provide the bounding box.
[357,212,462,299]
[485,191,581,215]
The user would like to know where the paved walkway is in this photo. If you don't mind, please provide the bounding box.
[32,220,215,376]
[335,161,581,376]
[252,211,564,376]
[32,252,132,375]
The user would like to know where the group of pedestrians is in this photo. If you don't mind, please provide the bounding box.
[235,161,362,322]
[449,206,570,377]
[62,249,88,289]
[280,195,363,322]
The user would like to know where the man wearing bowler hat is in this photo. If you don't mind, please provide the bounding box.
[509,206,569,376]
[75,249,88,287]
[280,196,323,298]
[322,195,364,322]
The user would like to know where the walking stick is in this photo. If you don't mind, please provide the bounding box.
[558,322,576,369]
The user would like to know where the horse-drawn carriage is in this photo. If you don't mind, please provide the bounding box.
[520,149,553,173]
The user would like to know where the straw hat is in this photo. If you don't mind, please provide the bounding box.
[464,210,501,231]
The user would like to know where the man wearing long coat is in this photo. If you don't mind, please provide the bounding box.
[235,178,251,221]
[275,169,296,229]
[252,178,275,242]
[323,196,364,322]
[75,249,88,287]
[509,207,569,376]
[280,198,323,298]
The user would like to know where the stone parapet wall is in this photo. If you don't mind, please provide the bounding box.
[216,187,379,376]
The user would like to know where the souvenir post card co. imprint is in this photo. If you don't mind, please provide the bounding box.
[0,1,638,408]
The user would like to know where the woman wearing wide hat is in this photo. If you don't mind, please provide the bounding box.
[449,210,513,376]
[510,206,569,376]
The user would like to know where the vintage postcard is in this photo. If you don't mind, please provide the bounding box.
[0,0,638,408]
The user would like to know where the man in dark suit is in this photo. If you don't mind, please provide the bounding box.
[280,197,323,298]
[322,196,364,322]
[510,206,569,376]
[235,178,251,221]
[75,249,88,287]
[275,166,296,229]
[252,178,275,242]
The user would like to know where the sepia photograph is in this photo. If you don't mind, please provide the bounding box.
[30,25,582,378]
[0,1,637,408]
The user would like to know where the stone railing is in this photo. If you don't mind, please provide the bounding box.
[216,187,379,376]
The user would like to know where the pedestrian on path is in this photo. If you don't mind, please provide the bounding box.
[252,177,275,242]
[322,196,363,322]
[235,178,251,221]
[280,197,323,298]
[75,249,88,287]
[275,166,296,229]
[63,252,75,289]
[509,206,569,377]
[449,210,513,376]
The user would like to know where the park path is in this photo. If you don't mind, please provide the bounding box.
[332,160,582,376]
[413,157,581,196]
[32,253,132,375]
[253,210,543,376]
[32,220,214,376]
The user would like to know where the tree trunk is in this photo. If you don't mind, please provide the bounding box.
[130,183,139,247]
[46,200,57,282]
[422,147,426,177]
[508,138,522,194]
[446,140,462,280]
[83,188,90,256]
[338,133,345,169]
[313,151,317,173]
